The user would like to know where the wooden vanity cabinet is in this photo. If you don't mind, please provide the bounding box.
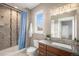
[38,43,73,56]
[47,45,72,56]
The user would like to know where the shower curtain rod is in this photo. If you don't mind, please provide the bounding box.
[0,3,22,12]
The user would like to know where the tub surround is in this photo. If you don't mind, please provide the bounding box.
[0,5,20,50]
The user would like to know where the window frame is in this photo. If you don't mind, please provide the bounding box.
[34,10,45,34]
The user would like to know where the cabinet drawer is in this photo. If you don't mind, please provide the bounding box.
[39,48,46,53]
[39,43,47,49]
[39,51,46,56]
[47,46,72,56]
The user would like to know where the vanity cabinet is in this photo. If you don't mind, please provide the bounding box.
[38,43,73,56]
[47,45,72,56]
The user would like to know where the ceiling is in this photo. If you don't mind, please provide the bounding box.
[7,3,40,10]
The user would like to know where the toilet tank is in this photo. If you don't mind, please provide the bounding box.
[33,40,39,48]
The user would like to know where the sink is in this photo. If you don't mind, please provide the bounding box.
[51,42,72,49]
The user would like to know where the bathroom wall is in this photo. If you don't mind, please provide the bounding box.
[0,5,21,50]
[76,6,79,40]
[25,9,32,47]
[30,3,67,39]
[31,3,79,40]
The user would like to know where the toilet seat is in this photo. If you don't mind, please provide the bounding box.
[26,47,37,56]
[26,40,39,56]
[27,47,37,52]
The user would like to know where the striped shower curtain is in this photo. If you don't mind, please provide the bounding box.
[18,11,27,49]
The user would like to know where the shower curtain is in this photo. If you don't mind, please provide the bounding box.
[18,11,27,49]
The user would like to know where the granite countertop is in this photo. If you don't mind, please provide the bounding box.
[39,40,79,55]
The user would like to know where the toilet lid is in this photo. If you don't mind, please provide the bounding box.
[27,47,37,52]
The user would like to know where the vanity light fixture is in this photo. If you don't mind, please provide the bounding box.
[50,4,78,16]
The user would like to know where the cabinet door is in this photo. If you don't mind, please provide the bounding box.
[47,45,72,56]
[47,51,56,56]
[47,46,60,56]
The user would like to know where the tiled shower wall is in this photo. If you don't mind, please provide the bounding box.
[0,5,20,50]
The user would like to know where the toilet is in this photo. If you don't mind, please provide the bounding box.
[26,40,39,56]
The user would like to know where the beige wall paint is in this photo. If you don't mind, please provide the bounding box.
[76,6,79,40]
[30,3,79,41]
[31,3,67,40]
[26,9,32,47]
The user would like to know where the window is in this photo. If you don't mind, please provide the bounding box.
[35,11,44,34]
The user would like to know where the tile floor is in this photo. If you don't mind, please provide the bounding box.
[0,46,27,56]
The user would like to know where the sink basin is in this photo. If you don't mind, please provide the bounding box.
[51,42,72,49]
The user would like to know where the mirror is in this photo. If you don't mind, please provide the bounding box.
[51,11,77,40]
